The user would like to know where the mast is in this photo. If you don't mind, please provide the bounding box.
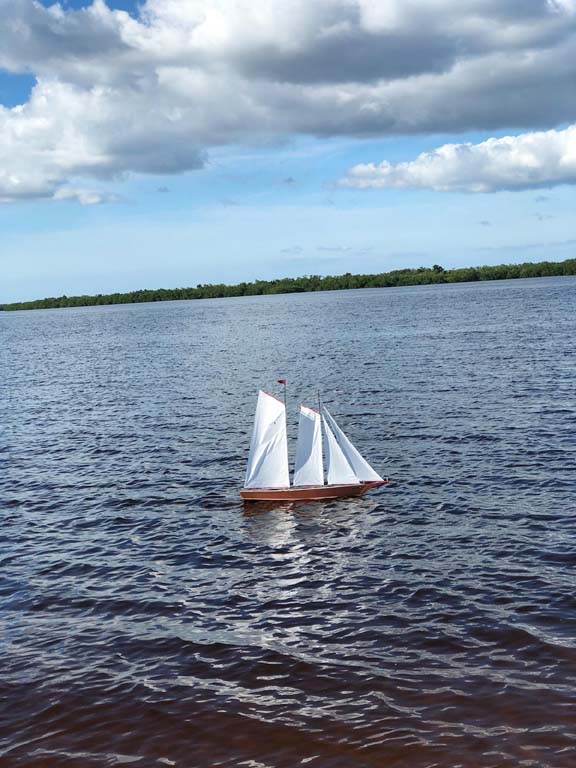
[278,378,287,408]
[317,390,325,486]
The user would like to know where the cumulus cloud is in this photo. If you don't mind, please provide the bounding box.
[1,0,576,201]
[341,125,576,192]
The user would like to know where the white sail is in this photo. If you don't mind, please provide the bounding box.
[244,390,290,488]
[293,406,324,487]
[323,407,383,482]
[323,416,359,486]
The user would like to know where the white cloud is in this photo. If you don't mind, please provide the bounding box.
[341,124,576,192]
[1,0,576,201]
[52,186,121,205]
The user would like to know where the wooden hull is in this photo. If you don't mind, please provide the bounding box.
[240,480,388,502]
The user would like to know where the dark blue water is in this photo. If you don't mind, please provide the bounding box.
[2,277,576,767]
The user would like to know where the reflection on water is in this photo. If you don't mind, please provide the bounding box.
[242,494,380,517]
[2,277,576,768]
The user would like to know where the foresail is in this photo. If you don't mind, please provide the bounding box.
[244,390,290,489]
[293,406,324,487]
[323,416,359,486]
[323,407,383,482]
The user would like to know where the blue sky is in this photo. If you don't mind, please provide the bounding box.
[1,0,575,302]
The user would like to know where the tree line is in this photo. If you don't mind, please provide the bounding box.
[2,257,575,311]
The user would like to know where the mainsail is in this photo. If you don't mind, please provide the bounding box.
[244,390,290,488]
[293,406,324,487]
[322,415,359,486]
[322,407,384,482]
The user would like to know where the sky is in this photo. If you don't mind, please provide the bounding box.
[1,0,575,302]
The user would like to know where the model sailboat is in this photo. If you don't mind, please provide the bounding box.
[240,390,388,501]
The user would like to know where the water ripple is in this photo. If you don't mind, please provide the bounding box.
[2,277,576,767]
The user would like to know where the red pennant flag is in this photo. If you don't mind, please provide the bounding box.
[277,379,286,384]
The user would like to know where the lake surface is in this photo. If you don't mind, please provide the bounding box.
[2,276,576,768]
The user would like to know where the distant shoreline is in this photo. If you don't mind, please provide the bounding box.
[2,258,575,311]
